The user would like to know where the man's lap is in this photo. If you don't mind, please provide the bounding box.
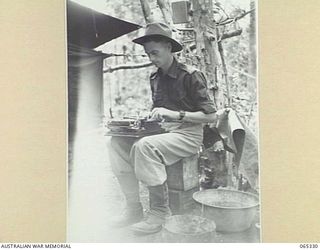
[110,130,202,164]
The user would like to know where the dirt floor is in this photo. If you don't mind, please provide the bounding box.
[67,132,260,243]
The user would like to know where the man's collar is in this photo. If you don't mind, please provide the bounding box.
[158,57,178,79]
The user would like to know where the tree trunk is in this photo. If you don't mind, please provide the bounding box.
[218,41,231,107]
[191,0,225,109]
[157,0,174,26]
[248,0,256,100]
[140,0,154,24]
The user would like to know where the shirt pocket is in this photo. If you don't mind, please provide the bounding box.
[170,84,193,111]
[178,95,194,111]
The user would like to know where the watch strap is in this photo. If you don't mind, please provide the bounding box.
[178,110,186,120]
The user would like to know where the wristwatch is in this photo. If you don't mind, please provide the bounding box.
[178,110,186,120]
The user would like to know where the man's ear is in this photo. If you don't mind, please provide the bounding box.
[167,42,172,52]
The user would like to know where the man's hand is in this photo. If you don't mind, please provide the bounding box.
[215,108,231,120]
[149,107,179,121]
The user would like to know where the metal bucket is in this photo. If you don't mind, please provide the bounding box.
[162,214,216,243]
[193,189,259,232]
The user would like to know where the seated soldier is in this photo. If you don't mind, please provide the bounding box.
[109,22,226,234]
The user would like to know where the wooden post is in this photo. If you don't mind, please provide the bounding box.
[140,0,154,24]
[248,0,257,101]
[218,41,231,107]
[157,0,174,27]
[191,0,225,109]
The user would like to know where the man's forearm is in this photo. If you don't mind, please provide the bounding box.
[177,111,217,123]
[150,107,221,123]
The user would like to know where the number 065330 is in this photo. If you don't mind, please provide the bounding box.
[300,244,319,248]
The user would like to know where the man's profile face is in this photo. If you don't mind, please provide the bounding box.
[143,40,172,69]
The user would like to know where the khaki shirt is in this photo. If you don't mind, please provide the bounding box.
[150,58,217,114]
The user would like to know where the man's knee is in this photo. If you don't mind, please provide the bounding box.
[131,136,166,165]
[131,136,157,157]
[133,137,148,150]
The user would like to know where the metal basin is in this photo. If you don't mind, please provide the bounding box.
[193,189,259,232]
[162,215,216,243]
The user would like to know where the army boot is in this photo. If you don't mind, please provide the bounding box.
[130,181,171,234]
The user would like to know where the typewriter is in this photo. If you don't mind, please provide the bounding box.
[105,117,166,138]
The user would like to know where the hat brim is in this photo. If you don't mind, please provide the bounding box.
[133,34,183,53]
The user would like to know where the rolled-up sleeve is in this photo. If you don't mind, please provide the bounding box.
[188,71,217,114]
